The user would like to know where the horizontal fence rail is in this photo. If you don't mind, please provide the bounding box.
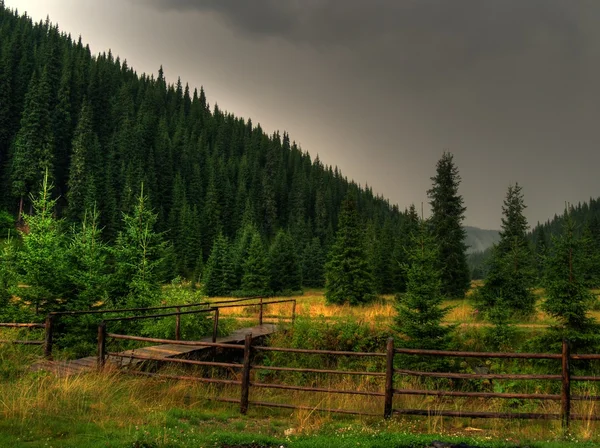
[0,296,281,359]
[0,321,47,348]
[96,328,600,427]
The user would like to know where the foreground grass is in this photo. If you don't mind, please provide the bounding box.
[1,344,599,448]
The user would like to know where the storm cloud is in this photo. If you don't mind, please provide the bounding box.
[10,0,600,228]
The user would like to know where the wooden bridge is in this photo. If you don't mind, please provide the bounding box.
[31,323,278,377]
[17,297,296,377]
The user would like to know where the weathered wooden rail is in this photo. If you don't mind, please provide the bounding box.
[104,334,600,429]
[32,299,296,376]
[0,322,45,345]
[1,296,276,359]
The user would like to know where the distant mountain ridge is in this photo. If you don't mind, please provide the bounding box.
[464,226,500,254]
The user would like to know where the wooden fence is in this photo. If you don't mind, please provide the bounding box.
[0,296,274,359]
[98,333,600,429]
[0,322,45,346]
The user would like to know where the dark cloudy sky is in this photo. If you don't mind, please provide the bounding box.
[8,0,600,229]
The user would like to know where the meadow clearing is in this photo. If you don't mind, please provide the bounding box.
[1,287,600,447]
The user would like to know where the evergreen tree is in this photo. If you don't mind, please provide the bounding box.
[541,211,599,352]
[231,221,258,290]
[533,225,548,284]
[18,171,69,314]
[301,237,325,288]
[202,233,234,297]
[241,231,270,295]
[394,219,453,353]
[68,205,110,310]
[427,152,470,298]
[113,184,167,307]
[581,220,600,288]
[325,195,376,305]
[269,229,301,293]
[474,184,536,317]
[10,68,55,218]
[67,99,100,221]
[0,231,18,308]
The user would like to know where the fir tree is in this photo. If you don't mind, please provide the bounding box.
[301,237,325,288]
[68,205,110,310]
[533,225,548,284]
[541,211,599,352]
[113,184,167,307]
[269,229,301,293]
[325,195,376,305]
[241,232,270,296]
[475,184,536,317]
[11,68,55,218]
[202,233,234,297]
[18,170,69,314]
[0,231,18,308]
[67,99,100,221]
[427,152,470,298]
[394,218,453,359]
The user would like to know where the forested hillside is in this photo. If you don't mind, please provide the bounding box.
[469,197,600,281]
[0,4,413,294]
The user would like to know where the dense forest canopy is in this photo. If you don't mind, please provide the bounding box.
[0,4,421,294]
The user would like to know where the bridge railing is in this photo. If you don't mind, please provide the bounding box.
[0,322,46,347]
[97,298,297,369]
[0,296,264,359]
[97,332,600,429]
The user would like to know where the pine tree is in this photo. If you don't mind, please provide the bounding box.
[241,231,270,295]
[581,220,600,288]
[542,210,599,352]
[18,170,69,314]
[67,99,100,221]
[269,229,301,293]
[395,219,453,354]
[475,184,536,317]
[231,222,258,290]
[68,205,110,310]
[202,233,234,297]
[325,195,376,305]
[301,237,325,288]
[533,225,548,284]
[113,184,167,307]
[0,231,18,308]
[427,152,470,298]
[11,68,55,218]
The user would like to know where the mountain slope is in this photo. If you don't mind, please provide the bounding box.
[0,5,410,291]
[464,226,500,254]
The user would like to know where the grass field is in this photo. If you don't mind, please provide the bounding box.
[0,345,597,448]
[2,287,600,447]
[217,287,600,329]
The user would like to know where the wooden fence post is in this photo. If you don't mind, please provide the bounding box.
[292,300,297,325]
[175,307,181,341]
[384,337,395,418]
[259,297,263,326]
[240,333,252,414]
[212,308,219,343]
[561,339,571,430]
[44,314,54,360]
[97,321,106,371]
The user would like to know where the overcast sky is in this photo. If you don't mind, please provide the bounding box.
[7,0,600,229]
